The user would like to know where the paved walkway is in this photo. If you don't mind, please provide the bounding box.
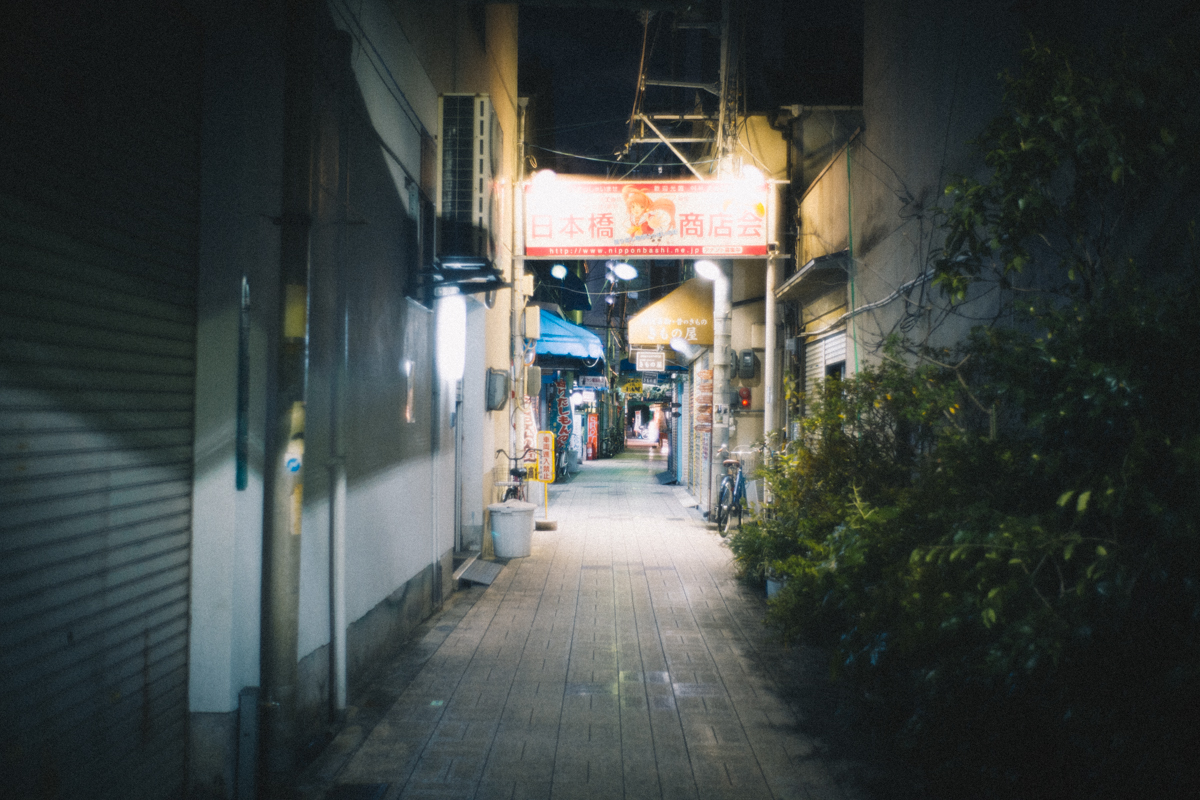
[299,450,906,800]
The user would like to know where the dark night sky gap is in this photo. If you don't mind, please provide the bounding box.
[517,2,863,177]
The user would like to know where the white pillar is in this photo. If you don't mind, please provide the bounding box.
[710,261,732,514]
[763,181,782,439]
[764,254,778,438]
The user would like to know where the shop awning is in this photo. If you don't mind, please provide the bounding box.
[627,277,713,346]
[774,249,848,304]
[536,309,605,362]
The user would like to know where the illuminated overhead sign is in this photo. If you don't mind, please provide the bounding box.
[628,278,713,346]
[523,179,769,258]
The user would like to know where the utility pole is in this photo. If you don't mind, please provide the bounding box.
[511,98,529,462]
[709,0,734,515]
[261,0,315,794]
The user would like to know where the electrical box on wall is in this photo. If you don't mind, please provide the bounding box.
[485,368,509,411]
[523,306,540,339]
[525,366,542,397]
[739,350,756,379]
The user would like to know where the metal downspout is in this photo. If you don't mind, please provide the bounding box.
[262,0,316,794]
[328,28,351,716]
[847,144,860,373]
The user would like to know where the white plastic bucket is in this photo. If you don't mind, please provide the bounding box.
[488,500,535,558]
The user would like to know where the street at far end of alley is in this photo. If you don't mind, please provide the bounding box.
[297,450,915,800]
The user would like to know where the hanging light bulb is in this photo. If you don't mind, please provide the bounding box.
[551,263,567,279]
[612,262,637,281]
[605,294,615,305]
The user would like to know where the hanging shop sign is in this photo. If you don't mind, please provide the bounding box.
[635,349,666,372]
[628,278,714,346]
[577,375,609,390]
[552,377,572,451]
[523,179,769,258]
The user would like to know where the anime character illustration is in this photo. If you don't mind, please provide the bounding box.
[622,185,676,238]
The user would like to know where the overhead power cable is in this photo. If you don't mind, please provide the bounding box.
[528,143,716,169]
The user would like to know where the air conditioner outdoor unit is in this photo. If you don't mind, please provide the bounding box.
[437,94,497,259]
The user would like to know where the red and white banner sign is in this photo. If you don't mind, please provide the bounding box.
[523,179,769,258]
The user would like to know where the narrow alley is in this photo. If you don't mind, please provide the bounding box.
[298,450,902,800]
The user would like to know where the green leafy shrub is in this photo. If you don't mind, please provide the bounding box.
[729,35,1200,799]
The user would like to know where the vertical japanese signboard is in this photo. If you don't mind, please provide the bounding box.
[695,369,713,432]
[537,430,555,482]
[524,180,769,258]
[586,413,599,460]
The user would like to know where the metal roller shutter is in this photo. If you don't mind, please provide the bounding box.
[804,330,847,411]
[0,4,201,798]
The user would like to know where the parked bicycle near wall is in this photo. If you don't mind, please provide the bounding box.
[715,447,747,535]
[495,447,536,501]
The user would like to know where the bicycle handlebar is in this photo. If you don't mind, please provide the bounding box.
[495,447,536,462]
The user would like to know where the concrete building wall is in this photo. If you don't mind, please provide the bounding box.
[846,0,1023,357]
[187,2,519,795]
[790,0,1025,377]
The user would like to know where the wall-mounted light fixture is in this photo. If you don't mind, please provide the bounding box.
[435,292,466,381]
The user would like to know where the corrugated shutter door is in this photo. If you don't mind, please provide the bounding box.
[804,330,846,411]
[0,5,201,799]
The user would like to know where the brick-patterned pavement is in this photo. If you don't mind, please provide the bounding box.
[299,449,912,800]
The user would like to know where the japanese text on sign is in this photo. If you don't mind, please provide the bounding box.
[524,180,769,258]
[537,430,555,482]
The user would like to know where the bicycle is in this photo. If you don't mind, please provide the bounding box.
[715,448,746,535]
[495,447,536,501]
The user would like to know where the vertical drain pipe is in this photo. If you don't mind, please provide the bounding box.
[261,0,316,795]
[847,141,860,374]
[328,28,351,720]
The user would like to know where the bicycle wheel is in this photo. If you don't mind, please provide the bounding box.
[717,481,733,534]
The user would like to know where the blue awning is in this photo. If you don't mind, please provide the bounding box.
[536,309,604,362]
